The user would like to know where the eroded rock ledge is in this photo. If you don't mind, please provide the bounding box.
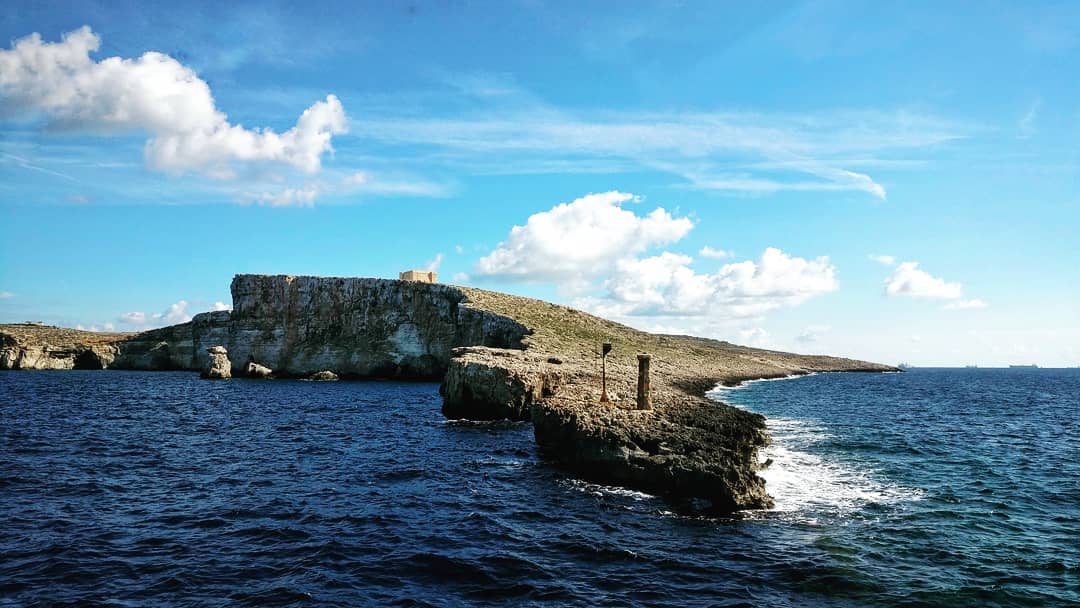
[0,274,896,512]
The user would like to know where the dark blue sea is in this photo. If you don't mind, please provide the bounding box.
[1,368,1077,607]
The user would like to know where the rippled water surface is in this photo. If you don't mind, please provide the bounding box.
[1,369,1077,606]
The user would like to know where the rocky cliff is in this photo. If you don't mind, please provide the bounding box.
[106,275,530,377]
[1,274,896,513]
[0,324,129,370]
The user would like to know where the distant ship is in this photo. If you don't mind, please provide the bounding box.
[898,362,912,370]
[965,365,978,369]
[1009,364,1039,369]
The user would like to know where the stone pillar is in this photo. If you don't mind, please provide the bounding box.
[636,354,652,410]
[201,345,232,379]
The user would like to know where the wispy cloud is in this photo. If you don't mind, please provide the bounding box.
[699,246,734,259]
[351,88,966,199]
[0,152,75,180]
[237,170,451,207]
[944,299,989,310]
[425,253,444,272]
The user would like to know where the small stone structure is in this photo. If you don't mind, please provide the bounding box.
[201,346,232,379]
[399,270,437,283]
[636,354,652,410]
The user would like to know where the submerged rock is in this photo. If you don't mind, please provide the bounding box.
[308,370,339,381]
[201,346,231,379]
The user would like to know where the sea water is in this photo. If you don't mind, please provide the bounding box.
[1,368,1076,606]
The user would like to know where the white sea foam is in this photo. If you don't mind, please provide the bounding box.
[708,377,923,521]
[758,417,920,516]
[565,479,657,502]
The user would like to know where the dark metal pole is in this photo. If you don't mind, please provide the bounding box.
[601,356,608,402]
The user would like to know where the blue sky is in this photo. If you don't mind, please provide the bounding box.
[1,1,1077,366]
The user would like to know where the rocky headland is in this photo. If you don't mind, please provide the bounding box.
[0,274,895,512]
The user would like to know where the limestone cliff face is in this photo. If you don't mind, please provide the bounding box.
[109,311,229,371]
[113,275,530,378]
[0,339,118,370]
[0,325,124,370]
[220,275,528,378]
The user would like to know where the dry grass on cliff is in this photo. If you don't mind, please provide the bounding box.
[0,324,133,347]
[456,285,894,400]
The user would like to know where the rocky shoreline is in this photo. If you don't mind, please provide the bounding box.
[0,274,896,512]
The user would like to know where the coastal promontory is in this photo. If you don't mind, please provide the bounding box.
[0,274,894,512]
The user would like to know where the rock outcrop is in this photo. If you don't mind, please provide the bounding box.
[246,362,273,378]
[201,346,231,379]
[531,394,773,511]
[308,370,339,381]
[440,347,561,420]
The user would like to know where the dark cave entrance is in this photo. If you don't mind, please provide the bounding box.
[73,350,105,370]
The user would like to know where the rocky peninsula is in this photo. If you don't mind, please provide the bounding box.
[0,274,895,512]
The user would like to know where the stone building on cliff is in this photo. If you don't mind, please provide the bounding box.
[399,270,438,283]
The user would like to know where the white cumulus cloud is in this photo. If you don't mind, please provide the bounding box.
[0,27,347,178]
[118,299,231,329]
[582,247,838,319]
[475,191,693,284]
[869,254,896,266]
[884,262,963,299]
[159,300,192,325]
[0,291,13,299]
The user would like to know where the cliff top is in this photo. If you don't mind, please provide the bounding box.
[453,283,894,397]
[0,323,133,347]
